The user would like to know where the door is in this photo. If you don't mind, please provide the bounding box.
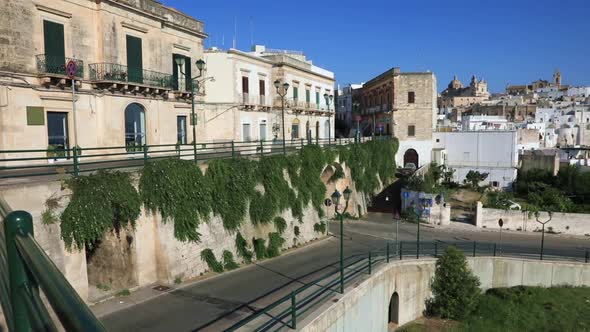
[242,123,251,142]
[126,35,143,83]
[177,116,187,144]
[47,112,69,159]
[125,103,146,152]
[259,121,267,141]
[43,20,65,75]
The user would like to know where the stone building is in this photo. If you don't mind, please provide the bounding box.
[438,75,490,108]
[203,45,335,144]
[0,0,207,164]
[358,67,437,168]
[335,83,363,137]
[506,69,567,95]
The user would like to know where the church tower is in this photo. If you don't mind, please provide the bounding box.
[554,69,562,87]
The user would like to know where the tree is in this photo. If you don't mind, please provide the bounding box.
[427,246,481,320]
[465,170,489,190]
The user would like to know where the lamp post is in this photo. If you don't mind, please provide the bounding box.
[324,93,334,146]
[410,200,427,259]
[536,211,553,260]
[498,218,504,256]
[175,58,206,161]
[274,80,290,155]
[332,186,352,294]
[353,101,360,142]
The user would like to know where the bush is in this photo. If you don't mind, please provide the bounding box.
[222,250,239,270]
[266,232,285,258]
[273,216,287,234]
[253,238,266,260]
[427,246,480,320]
[235,232,253,263]
[200,249,223,273]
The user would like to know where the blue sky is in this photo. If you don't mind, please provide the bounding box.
[162,0,590,93]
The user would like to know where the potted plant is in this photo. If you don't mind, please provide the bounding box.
[46,145,57,163]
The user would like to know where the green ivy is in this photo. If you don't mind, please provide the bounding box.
[273,217,287,234]
[253,238,266,260]
[139,159,211,242]
[294,226,300,237]
[222,250,239,270]
[60,171,141,250]
[207,158,257,230]
[267,232,285,258]
[313,222,327,234]
[200,249,223,273]
[235,232,253,263]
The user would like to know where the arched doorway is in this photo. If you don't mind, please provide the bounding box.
[389,292,399,325]
[125,103,146,152]
[324,119,330,140]
[403,149,419,169]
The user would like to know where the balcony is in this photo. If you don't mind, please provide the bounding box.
[88,63,173,95]
[35,54,84,85]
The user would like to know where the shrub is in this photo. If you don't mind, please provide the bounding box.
[313,222,327,234]
[253,238,266,260]
[427,246,481,320]
[266,232,285,258]
[200,249,223,273]
[294,226,300,237]
[222,250,239,270]
[235,232,253,263]
[273,216,287,234]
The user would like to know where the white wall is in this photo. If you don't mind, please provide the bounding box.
[397,140,433,169]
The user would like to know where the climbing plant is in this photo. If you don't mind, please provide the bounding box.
[266,232,285,258]
[139,159,212,242]
[222,250,239,270]
[253,238,266,260]
[200,249,223,273]
[235,232,253,263]
[273,217,287,234]
[60,171,141,250]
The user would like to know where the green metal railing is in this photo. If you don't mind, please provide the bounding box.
[88,63,174,89]
[0,136,387,180]
[0,197,106,332]
[35,54,84,78]
[224,239,590,331]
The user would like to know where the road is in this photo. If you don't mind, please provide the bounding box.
[98,213,590,332]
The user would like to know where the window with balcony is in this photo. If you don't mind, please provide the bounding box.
[172,54,191,91]
[408,125,415,137]
[408,91,415,104]
[126,35,143,84]
[39,20,83,77]
[242,76,249,104]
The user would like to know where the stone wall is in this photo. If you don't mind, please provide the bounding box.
[299,257,590,332]
[475,203,590,236]
[0,159,370,303]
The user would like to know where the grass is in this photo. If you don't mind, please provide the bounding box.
[399,286,590,332]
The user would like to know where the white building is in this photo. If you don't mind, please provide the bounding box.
[335,83,363,137]
[203,46,335,143]
[461,115,510,131]
[433,131,518,190]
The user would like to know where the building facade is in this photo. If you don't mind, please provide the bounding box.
[203,45,335,143]
[0,0,206,164]
[335,83,363,138]
[438,75,490,108]
[358,67,437,168]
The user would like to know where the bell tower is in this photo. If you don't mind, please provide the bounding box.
[553,69,561,87]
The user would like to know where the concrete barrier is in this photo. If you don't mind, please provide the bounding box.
[299,257,590,332]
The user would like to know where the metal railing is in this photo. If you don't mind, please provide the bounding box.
[35,54,84,78]
[0,197,105,332]
[88,63,174,89]
[0,136,387,180]
[225,239,590,331]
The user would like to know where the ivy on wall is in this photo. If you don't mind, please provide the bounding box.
[60,171,141,250]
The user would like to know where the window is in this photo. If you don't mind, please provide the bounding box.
[43,20,65,75]
[172,54,190,91]
[292,119,300,139]
[306,89,311,103]
[408,91,415,103]
[177,116,187,144]
[126,35,143,83]
[259,121,267,141]
[407,125,415,137]
[242,123,251,142]
[242,76,249,93]
[325,120,330,139]
[316,91,320,107]
[47,112,69,158]
[259,80,265,95]
[492,181,499,187]
[125,103,146,151]
[463,152,470,160]
[293,86,299,101]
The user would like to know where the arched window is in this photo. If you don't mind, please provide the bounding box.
[125,103,146,151]
[324,120,330,140]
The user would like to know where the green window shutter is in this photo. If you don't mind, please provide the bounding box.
[184,56,191,91]
[27,106,45,126]
[306,90,310,103]
[43,20,65,75]
[126,35,143,83]
[293,87,298,99]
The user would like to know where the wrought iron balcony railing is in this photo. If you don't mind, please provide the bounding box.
[88,63,174,89]
[35,54,84,78]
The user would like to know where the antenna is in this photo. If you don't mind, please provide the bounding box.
[233,16,237,49]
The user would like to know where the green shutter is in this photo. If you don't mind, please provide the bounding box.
[306,90,310,103]
[316,92,320,105]
[43,20,65,75]
[184,56,191,91]
[26,106,45,126]
[126,35,143,83]
[293,87,298,99]
[172,54,180,90]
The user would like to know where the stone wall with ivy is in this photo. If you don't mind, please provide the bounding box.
[0,139,399,302]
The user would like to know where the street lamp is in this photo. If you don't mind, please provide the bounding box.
[536,211,553,260]
[410,200,427,259]
[353,101,361,142]
[176,57,207,161]
[274,80,289,155]
[324,93,334,146]
[332,186,352,294]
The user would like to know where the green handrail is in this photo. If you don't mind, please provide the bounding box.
[2,204,106,332]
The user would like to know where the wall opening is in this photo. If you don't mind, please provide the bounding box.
[403,149,419,169]
[389,291,399,325]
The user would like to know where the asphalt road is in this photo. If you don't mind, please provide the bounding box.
[98,213,590,332]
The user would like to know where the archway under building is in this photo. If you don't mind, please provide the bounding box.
[388,292,400,325]
[403,149,419,169]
